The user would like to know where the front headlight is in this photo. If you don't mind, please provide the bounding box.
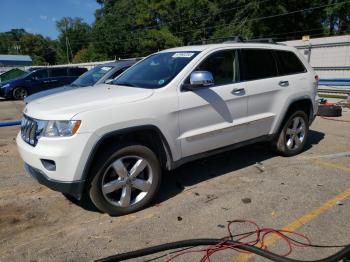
[1,83,10,88]
[43,120,81,137]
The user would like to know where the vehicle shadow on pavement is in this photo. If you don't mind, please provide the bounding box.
[156,129,325,204]
[66,130,324,213]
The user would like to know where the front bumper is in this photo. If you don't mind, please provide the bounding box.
[0,87,11,98]
[16,131,98,198]
[24,163,84,199]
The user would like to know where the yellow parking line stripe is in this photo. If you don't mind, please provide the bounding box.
[235,186,350,262]
[235,160,350,262]
[311,159,350,173]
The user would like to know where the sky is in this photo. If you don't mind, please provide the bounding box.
[0,0,100,39]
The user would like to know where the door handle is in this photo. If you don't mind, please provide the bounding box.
[279,80,289,87]
[231,87,245,94]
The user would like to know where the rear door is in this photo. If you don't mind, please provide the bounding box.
[274,50,309,92]
[239,48,286,139]
[178,49,248,157]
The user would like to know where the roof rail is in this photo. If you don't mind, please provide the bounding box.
[246,38,276,44]
[222,36,245,43]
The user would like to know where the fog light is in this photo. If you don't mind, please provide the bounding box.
[41,159,56,171]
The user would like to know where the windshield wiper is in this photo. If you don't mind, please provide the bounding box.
[70,83,81,87]
[114,81,137,87]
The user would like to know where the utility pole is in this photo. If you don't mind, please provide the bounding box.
[64,17,70,64]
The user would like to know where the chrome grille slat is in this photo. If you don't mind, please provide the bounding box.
[21,115,40,146]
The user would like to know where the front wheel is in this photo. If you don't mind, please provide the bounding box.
[89,144,161,216]
[12,87,28,100]
[274,111,309,156]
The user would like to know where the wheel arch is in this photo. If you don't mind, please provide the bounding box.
[274,97,314,136]
[12,86,28,99]
[81,125,173,186]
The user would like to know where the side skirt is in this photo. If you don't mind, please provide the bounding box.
[171,134,274,169]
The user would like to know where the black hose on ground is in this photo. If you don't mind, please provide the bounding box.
[95,239,350,262]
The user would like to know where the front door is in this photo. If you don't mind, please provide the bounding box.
[178,49,248,157]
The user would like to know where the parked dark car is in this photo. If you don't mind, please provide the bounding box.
[0,67,87,100]
[24,59,140,104]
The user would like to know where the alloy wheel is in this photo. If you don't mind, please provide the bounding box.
[13,88,28,100]
[285,116,306,150]
[101,156,153,207]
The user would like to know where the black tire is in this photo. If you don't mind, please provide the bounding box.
[274,110,309,157]
[317,104,342,117]
[12,87,28,100]
[88,144,161,216]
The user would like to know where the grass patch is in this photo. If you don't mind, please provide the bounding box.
[318,93,348,99]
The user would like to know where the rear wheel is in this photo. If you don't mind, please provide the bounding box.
[12,87,28,100]
[89,144,161,216]
[274,111,309,156]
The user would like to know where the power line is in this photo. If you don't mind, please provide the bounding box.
[172,0,350,36]
[3,0,349,54]
[129,0,273,33]
[52,0,350,46]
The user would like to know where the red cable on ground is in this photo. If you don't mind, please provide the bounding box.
[164,219,327,262]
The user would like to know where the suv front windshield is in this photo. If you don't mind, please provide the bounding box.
[72,65,114,87]
[113,51,199,88]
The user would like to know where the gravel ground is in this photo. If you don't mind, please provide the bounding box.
[0,99,349,262]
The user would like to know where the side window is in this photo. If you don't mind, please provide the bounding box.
[195,50,239,86]
[51,68,67,77]
[240,49,278,81]
[275,50,306,75]
[109,66,130,80]
[32,69,48,79]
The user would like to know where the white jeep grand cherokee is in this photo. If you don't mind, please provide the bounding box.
[17,43,318,215]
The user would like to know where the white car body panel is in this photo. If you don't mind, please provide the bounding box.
[18,42,318,187]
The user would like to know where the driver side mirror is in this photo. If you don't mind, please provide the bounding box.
[184,71,214,90]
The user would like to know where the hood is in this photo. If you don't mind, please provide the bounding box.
[24,85,73,104]
[0,78,20,86]
[25,84,154,120]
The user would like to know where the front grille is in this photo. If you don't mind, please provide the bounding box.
[21,116,40,146]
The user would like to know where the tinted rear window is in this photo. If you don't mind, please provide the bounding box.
[69,68,87,76]
[51,68,67,77]
[240,49,278,81]
[275,50,306,75]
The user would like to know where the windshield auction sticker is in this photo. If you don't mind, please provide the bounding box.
[101,66,112,71]
[172,52,195,58]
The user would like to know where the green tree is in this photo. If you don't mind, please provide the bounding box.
[322,0,350,35]
[56,17,92,63]
[92,0,182,58]
[20,33,56,65]
[0,29,57,65]
[72,44,107,63]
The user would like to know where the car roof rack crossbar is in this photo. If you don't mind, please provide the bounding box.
[246,38,276,44]
[222,36,245,43]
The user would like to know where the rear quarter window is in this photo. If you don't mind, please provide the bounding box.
[239,49,278,81]
[275,50,306,75]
